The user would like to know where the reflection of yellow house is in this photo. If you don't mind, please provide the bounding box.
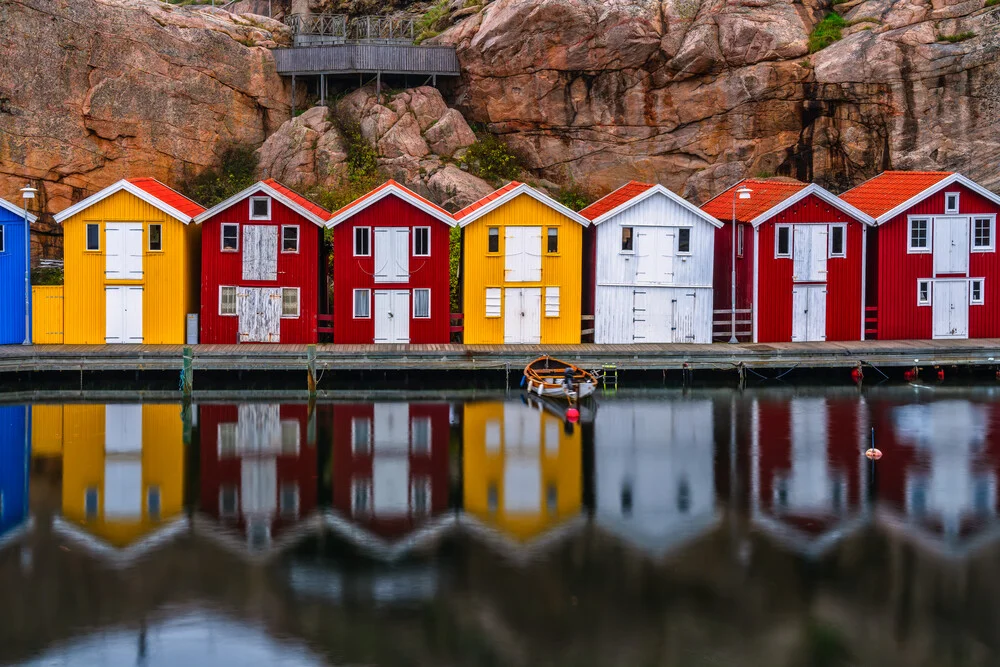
[31,404,64,457]
[59,404,185,549]
[463,402,582,543]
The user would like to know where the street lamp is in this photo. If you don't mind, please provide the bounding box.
[730,185,752,344]
[19,184,37,346]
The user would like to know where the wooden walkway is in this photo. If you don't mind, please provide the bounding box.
[0,340,998,373]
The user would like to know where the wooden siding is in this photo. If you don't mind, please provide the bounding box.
[712,222,755,322]
[62,191,199,345]
[274,45,460,75]
[0,206,28,344]
[462,194,583,344]
[31,285,64,344]
[31,404,64,457]
[594,286,713,344]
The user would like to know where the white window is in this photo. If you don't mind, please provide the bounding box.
[971,279,984,305]
[280,420,300,453]
[281,287,299,318]
[485,288,501,318]
[411,477,431,516]
[86,223,100,251]
[917,280,931,306]
[413,288,431,318]
[250,196,271,220]
[219,486,238,518]
[621,227,634,253]
[351,417,372,454]
[147,486,161,520]
[775,225,791,258]
[546,227,559,254]
[909,218,930,253]
[354,227,371,256]
[352,479,372,515]
[148,224,162,252]
[221,223,239,252]
[677,228,691,254]
[973,217,994,251]
[488,227,500,253]
[281,225,299,253]
[220,286,237,316]
[353,289,370,318]
[545,286,560,318]
[945,192,960,214]
[413,227,430,256]
[411,416,432,454]
[829,224,846,258]
[279,483,299,519]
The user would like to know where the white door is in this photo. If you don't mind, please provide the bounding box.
[634,229,675,284]
[105,404,143,453]
[104,403,143,519]
[655,229,676,284]
[236,403,282,453]
[237,287,282,342]
[373,402,410,514]
[632,290,649,342]
[106,286,143,343]
[241,458,278,515]
[673,293,698,343]
[791,285,827,342]
[933,280,969,339]
[505,227,542,282]
[105,223,144,280]
[503,288,542,344]
[933,217,970,275]
[374,228,410,283]
[242,225,278,281]
[374,290,410,343]
[792,225,828,282]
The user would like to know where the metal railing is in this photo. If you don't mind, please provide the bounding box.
[284,14,416,43]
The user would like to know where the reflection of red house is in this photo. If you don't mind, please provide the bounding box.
[329,403,451,556]
[199,404,317,550]
[751,396,869,556]
[870,398,1000,556]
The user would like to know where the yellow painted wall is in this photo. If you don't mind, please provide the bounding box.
[62,190,200,344]
[61,403,185,547]
[462,401,582,542]
[30,404,64,457]
[462,194,584,344]
[31,286,64,344]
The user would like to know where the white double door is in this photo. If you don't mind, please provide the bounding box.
[932,280,969,339]
[374,289,410,343]
[105,223,144,344]
[791,284,827,342]
[106,286,143,344]
[933,217,970,275]
[504,287,541,344]
[790,225,829,342]
[104,404,143,519]
[237,287,282,342]
[632,289,699,343]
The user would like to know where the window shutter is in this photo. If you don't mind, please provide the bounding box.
[545,287,560,317]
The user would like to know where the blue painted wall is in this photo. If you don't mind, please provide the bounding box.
[0,201,29,344]
[0,405,29,541]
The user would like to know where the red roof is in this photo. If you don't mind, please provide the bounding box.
[701,178,809,224]
[127,178,205,218]
[328,179,450,221]
[263,178,330,220]
[454,182,523,221]
[579,181,655,221]
[840,171,953,218]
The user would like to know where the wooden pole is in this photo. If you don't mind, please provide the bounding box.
[182,346,193,397]
[307,344,317,397]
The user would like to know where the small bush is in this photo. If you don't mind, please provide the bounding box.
[939,31,976,43]
[180,144,259,208]
[32,267,63,286]
[809,13,847,53]
[987,0,999,7]
[307,111,386,215]
[556,186,592,212]
[450,227,461,313]
[461,135,522,183]
[415,0,451,44]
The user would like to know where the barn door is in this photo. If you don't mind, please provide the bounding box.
[105,223,143,280]
[505,227,542,282]
[242,225,278,281]
[237,288,282,342]
[791,285,826,342]
[374,228,391,282]
[792,225,828,282]
[656,229,676,283]
[374,228,410,283]
[392,228,410,282]
[106,286,143,343]
[632,290,649,341]
[374,290,410,343]
[933,217,970,275]
[635,229,653,283]
[503,288,542,344]
[932,280,969,339]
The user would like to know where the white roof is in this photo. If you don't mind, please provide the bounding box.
[192,181,327,227]
[0,197,37,223]
[53,179,195,224]
[749,183,876,227]
[457,183,591,228]
[325,181,456,228]
[590,183,724,228]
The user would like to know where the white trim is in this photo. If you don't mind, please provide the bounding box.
[0,198,37,223]
[945,192,960,214]
[747,183,876,228]
[193,181,328,227]
[326,182,455,227]
[774,224,792,258]
[353,288,371,319]
[413,287,431,319]
[588,183,724,228]
[907,216,932,254]
[970,278,985,305]
[413,226,431,257]
[86,223,100,251]
[54,179,195,224]
[861,227,868,340]
[917,279,931,306]
[354,226,371,257]
[487,226,501,253]
[676,227,692,255]
[249,196,272,220]
[872,173,1000,224]
[545,226,559,254]
[148,223,163,252]
[971,215,996,252]
[620,226,635,254]
[457,183,591,228]
[281,286,300,318]
[828,223,847,258]
[752,226,760,342]
[0,225,5,254]
[281,224,300,253]
[219,285,237,316]
[221,223,239,252]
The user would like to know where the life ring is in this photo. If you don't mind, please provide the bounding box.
[865,448,882,460]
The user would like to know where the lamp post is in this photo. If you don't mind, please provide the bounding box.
[730,186,752,344]
[19,184,37,346]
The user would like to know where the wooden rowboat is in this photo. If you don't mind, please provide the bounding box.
[523,356,597,402]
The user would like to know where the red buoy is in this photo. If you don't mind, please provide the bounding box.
[851,367,863,384]
[865,448,883,460]
[566,408,580,423]
[904,368,917,382]
[937,368,945,381]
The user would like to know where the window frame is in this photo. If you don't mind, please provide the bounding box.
[147,223,162,252]
[219,285,238,317]
[676,227,692,255]
[353,288,371,319]
[86,223,100,252]
[354,226,371,257]
[0,225,5,253]
[351,417,372,455]
[487,227,500,254]
[774,224,792,258]
[907,217,931,254]
[945,192,960,214]
[972,216,996,252]
[221,223,239,252]
[281,225,300,254]
[971,278,985,305]
[917,279,932,306]
[546,227,559,254]
[413,288,431,319]
[620,226,634,254]
[249,196,271,220]
[413,226,431,257]
[828,223,847,258]
[281,287,300,319]
[485,287,502,318]
[736,223,745,258]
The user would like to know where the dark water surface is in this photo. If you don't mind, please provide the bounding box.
[3,385,1000,666]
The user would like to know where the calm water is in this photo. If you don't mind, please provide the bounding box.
[3,386,1000,666]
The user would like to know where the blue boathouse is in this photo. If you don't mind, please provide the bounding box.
[0,198,36,344]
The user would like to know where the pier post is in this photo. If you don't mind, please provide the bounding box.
[307,344,317,397]
[182,346,193,397]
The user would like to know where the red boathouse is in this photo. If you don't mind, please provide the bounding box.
[703,179,875,343]
[840,171,1000,340]
[194,179,330,343]
[327,181,455,344]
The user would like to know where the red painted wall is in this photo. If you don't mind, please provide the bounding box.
[330,403,451,540]
[713,223,755,340]
[875,184,1000,340]
[332,196,452,343]
[199,196,323,343]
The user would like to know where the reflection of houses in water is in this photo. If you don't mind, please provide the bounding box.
[328,403,452,559]
[751,397,869,557]
[875,400,1000,557]
[53,404,187,564]
[594,400,719,557]
[0,406,30,546]
[199,404,319,555]
[462,401,583,557]
[288,561,440,607]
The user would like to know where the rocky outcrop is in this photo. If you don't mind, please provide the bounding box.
[257,86,494,210]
